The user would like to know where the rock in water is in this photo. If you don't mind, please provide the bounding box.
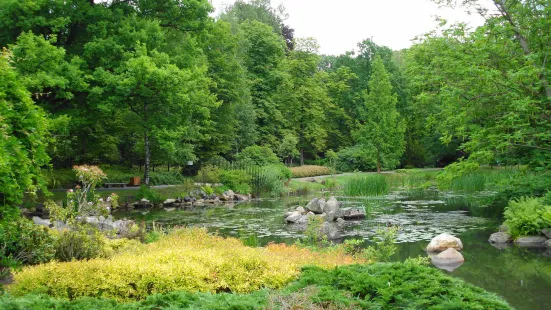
[323,196,340,214]
[426,233,463,252]
[515,236,548,248]
[340,208,366,220]
[488,232,511,244]
[234,194,249,202]
[285,211,303,223]
[306,198,326,214]
[32,216,51,227]
[545,239,551,250]
[430,248,465,272]
[320,222,341,240]
[542,228,551,239]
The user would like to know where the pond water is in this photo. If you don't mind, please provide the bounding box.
[112,190,551,310]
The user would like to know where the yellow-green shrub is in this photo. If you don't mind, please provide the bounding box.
[9,229,360,301]
[290,165,331,178]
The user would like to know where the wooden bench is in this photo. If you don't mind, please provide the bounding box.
[104,183,128,188]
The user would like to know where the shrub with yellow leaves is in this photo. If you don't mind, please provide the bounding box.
[9,228,361,301]
[291,165,331,178]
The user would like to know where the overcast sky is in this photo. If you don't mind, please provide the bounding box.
[211,0,486,55]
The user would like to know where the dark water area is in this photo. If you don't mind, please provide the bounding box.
[111,190,551,310]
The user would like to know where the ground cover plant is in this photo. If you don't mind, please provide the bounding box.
[503,196,551,238]
[1,261,512,309]
[8,228,360,301]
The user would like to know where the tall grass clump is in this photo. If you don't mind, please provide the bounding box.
[344,174,388,196]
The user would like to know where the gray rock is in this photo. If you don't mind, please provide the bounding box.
[306,198,326,214]
[323,196,340,214]
[336,218,345,225]
[320,222,341,240]
[134,199,153,209]
[285,211,303,223]
[515,236,548,248]
[542,228,551,239]
[430,248,465,272]
[296,215,310,225]
[489,232,511,244]
[183,196,196,203]
[113,220,138,239]
[341,208,366,220]
[235,194,249,202]
[32,216,51,227]
[53,220,70,231]
[296,206,306,214]
[545,239,551,249]
[426,233,463,252]
[191,190,207,199]
[164,199,176,204]
[164,207,176,212]
[223,190,235,200]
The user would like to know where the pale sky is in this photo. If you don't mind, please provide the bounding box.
[211,0,487,55]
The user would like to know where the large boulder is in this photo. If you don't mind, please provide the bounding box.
[323,196,340,214]
[515,236,548,248]
[340,208,366,220]
[430,248,465,272]
[285,211,303,223]
[542,228,551,239]
[320,222,341,240]
[426,233,463,252]
[546,239,551,250]
[306,198,326,214]
[32,216,51,228]
[223,190,235,201]
[488,232,511,244]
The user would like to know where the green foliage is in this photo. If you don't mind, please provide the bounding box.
[290,166,331,178]
[344,174,389,196]
[235,145,280,166]
[362,227,398,262]
[353,55,405,172]
[503,197,551,238]
[335,146,377,172]
[302,217,329,248]
[219,169,252,191]
[51,230,106,262]
[233,183,252,195]
[286,263,511,309]
[0,213,56,271]
[196,165,221,184]
[136,185,162,205]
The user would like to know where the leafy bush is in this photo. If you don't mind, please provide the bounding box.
[136,185,162,204]
[286,263,511,309]
[235,145,280,166]
[503,197,551,237]
[196,165,221,184]
[219,169,252,191]
[51,230,106,262]
[9,228,360,301]
[335,146,376,172]
[232,183,252,194]
[148,171,187,186]
[290,165,331,178]
[362,227,398,262]
[0,261,511,309]
[0,211,56,269]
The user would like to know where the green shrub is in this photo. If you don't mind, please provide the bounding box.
[235,145,280,166]
[233,183,252,194]
[148,171,187,186]
[503,197,551,237]
[136,185,162,204]
[290,165,331,178]
[196,165,221,184]
[335,146,376,172]
[0,211,56,269]
[362,227,398,262]
[52,230,106,262]
[219,169,252,190]
[344,174,388,196]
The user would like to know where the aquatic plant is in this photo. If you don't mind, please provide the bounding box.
[344,174,388,196]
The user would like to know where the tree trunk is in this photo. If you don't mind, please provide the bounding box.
[377,148,381,173]
[144,131,150,186]
[167,163,170,171]
[300,149,304,166]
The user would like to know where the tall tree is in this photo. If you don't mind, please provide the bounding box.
[355,55,405,172]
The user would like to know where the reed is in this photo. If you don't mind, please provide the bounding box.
[344,174,389,196]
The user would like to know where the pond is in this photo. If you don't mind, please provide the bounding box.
[112,190,551,310]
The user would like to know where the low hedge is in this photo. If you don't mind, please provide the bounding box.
[2,261,511,309]
[290,165,331,178]
[8,228,360,301]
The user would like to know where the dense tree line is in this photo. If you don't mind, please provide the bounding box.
[1,0,549,186]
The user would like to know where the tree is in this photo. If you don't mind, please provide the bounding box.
[98,46,217,184]
[355,55,405,172]
[0,50,50,209]
[278,133,299,165]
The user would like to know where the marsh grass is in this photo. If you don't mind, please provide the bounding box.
[344,174,388,196]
